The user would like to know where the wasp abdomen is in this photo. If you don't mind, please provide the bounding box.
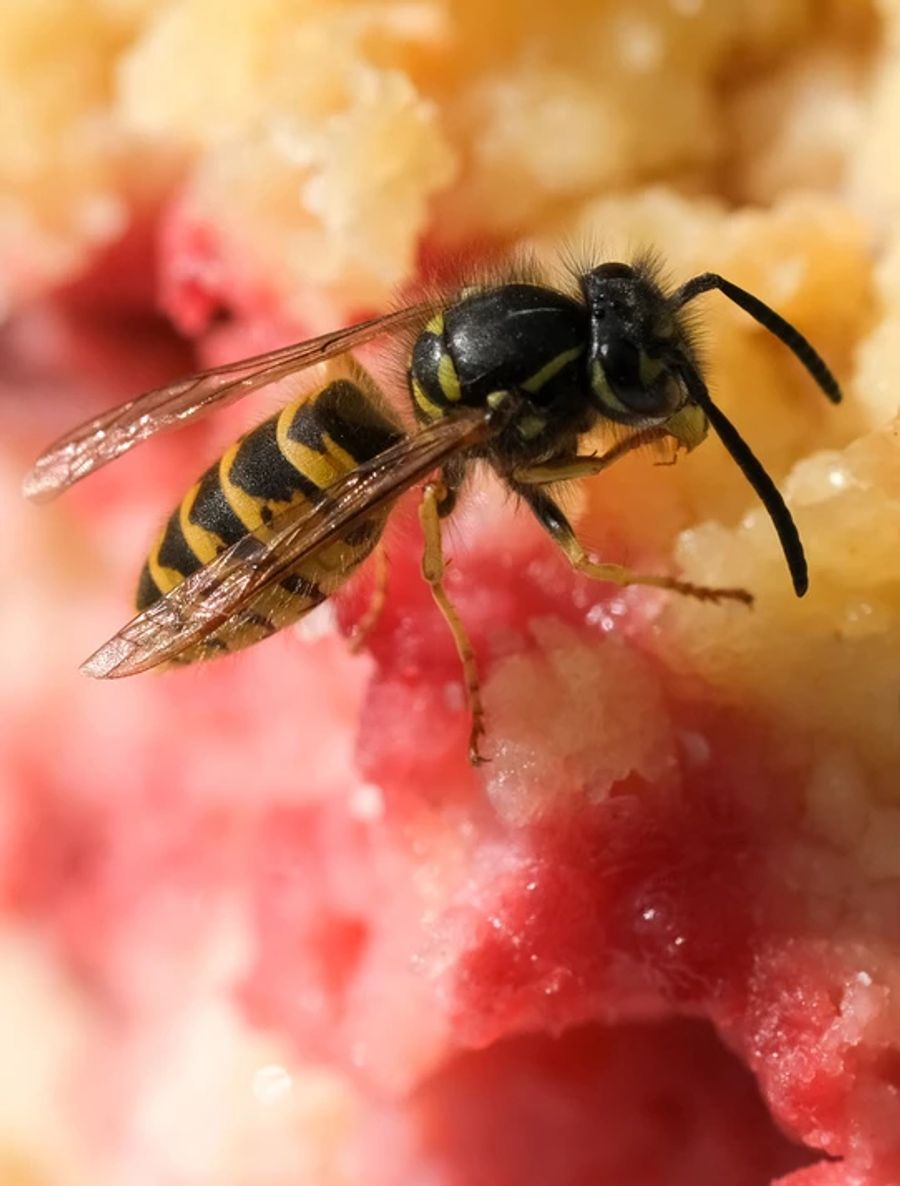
[137,374,402,661]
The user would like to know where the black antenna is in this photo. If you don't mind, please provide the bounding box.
[678,366,808,597]
[673,273,842,405]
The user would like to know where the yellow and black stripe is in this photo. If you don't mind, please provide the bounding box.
[137,373,402,661]
[408,286,589,431]
[409,311,463,421]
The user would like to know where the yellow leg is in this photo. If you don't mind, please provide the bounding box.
[561,534,753,605]
[517,484,753,606]
[349,544,390,654]
[419,481,488,766]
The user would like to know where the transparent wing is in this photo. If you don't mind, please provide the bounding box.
[23,301,438,503]
[81,406,497,679]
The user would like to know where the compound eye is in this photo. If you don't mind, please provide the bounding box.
[601,338,642,404]
[596,337,672,417]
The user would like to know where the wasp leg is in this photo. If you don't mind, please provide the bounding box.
[419,479,488,766]
[349,543,390,654]
[514,482,753,606]
[510,425,670,486]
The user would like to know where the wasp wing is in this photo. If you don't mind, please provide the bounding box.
[81,407,496,679]
[23,301,438,503]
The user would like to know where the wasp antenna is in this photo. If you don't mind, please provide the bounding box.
[673,272,842,406]
[679,367,808,597]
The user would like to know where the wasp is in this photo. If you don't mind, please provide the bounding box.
[23,258,841,762]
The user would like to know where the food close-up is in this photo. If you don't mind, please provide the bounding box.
[2,2,900,1184]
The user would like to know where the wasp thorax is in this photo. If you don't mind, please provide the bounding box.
[580,263,683,424]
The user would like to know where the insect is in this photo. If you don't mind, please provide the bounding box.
[23,258,841,763]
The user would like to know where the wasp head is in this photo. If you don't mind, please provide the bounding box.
[579,261,709,450]
[578,259,844,598]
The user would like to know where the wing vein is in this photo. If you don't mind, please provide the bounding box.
[23,301,438,502]
[81,407,497,678]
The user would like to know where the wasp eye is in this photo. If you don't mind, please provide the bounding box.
[600,338,642,404]
[591,336,677,420]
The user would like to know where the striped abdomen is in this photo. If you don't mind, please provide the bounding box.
[137,371,403,662]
